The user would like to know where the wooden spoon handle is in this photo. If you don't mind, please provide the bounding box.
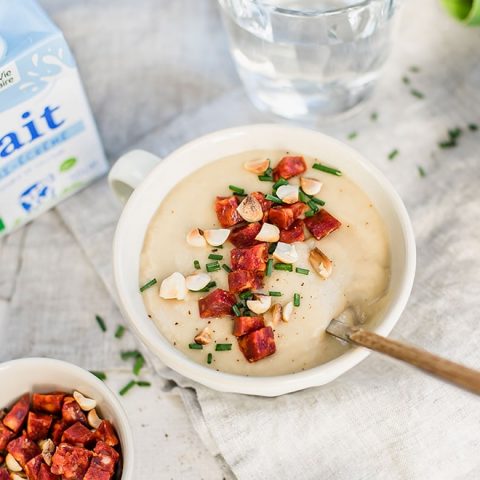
[349,328,480,395]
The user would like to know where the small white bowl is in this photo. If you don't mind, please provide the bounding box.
[0,357,134,478]
[110,124,416,397]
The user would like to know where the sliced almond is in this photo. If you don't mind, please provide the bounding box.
[244,158,269,174]
[255,223,280,243]
[11,474,26,480]
[186,228,206,247]
[236,194,263,222]
[309,247,333,279]
[88,409,103,429]
[186,273,211,292]
[159,272,187,300]
[6,453,22,472]
[40,439,55,466]
[246,294,272,314]
[276,185,299,204]
[270,303,283,326]
[194,327,212,345]
[300,177,323,196]
[273,242,298,264]
[282,301,293,322]
[203,228,230,246]
[73,391,96,411]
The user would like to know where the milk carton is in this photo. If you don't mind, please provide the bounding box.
[0,0,108,237]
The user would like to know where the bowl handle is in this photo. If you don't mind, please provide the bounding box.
[108,149,162,204]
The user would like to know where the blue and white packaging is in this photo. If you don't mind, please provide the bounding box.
[0,0,108,236]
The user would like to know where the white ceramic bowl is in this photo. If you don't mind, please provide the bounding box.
[0,357,134,478]
[110,124,416,397]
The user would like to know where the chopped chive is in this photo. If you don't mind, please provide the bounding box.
[274,263,293,272]
[232,304,242,316]
[409,65,420,73]
[293,293,301,307]
[206,281,217,288]
[388,149,399,160]
[258,175,274,182]
[402,76,410,85]
[307,200,319,213]
[194,260,201,270]
[448,127,462,140]
[215,344,232,351]
[265,194,283,204]
[189,343,203,350]
[266,258,273,277]
[312,163,342,176]
[418,166,426,177]
[295,267,310,275]
[133,354,145,376]
[121,350,141,360]
[265,166,273,176]
[468,123,478,131]
[229,185,245,195]
[370,112,378,122]
[268,242,277,254]
[269,291,282,296]
[298,189,311,203]
[206,262,221,273]
[305,209,316,217]
[310,197,325,206]
[114,325,126,339]
[347,131,358,140]
[239,291,253,300]
[410,89,425,99]
[222,264,232,273]
[197,281,217,292]
[208,253,223,260]
[136,381,151,387]
[207,353,213,364]
[140,278,157,292]
[95,315,107,332]
[119,380,136,396]
[273,178,288,190]
[438,140,456,149]
[90,371,107,381]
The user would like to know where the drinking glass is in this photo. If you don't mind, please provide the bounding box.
[218,0,397,121]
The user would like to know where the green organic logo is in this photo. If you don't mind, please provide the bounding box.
[59,157,77,172]
[0,218,5,232]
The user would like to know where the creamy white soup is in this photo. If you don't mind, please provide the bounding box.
[139,150,390,376]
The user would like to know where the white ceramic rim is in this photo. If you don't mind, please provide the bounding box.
[0,357,134,478]
[113,123,416,396]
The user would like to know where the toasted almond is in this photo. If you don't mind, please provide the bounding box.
[88,409,103,429]
[270,303,283,326]
[73,391,96,411]
[6,453,22,472]
[244,158,269,174]
[186,273,211,292]
[40,439,55,466]
[309,247,333,279]
[186,228,206,247]
[282,301,293,322]
[276,184,299,204]
[246,294,272,314]
[11,474,26,480]
[159,272,187,300]
[204,228,230,246]
[273,242,298,264]
[236,194,263,222]
[194,327,212,345]
[300,177,323,196]
[255,223,280,243]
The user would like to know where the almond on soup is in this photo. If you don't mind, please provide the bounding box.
[139,150,391,376]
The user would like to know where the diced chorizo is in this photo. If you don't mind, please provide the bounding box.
[228,270,264,293]
[7,435,41,467]
[93,421,119,448]
[27,411,53,441]
[25,454,44,480]
[0,423,14,450]
[279,219,305,243]
[304,209,341,240]
[250,192,273,221]
[83,465,111,480]
[32,393,65,414]
[272,156,307,180]
[3,393,30,433]
[198,289,236,319]
[0,468,9,480]
[237,326,276,362]
[233,316,265,337]
[89,441,119,474]
[62,397,87,425]
[39,463,60,480]
[62,422,95,447]
[268,202,307,229]
[229,222,261,248]
[215,196,242,227]
[231,243,268,272]
[51,419,68,445]
[50,443,92,480]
